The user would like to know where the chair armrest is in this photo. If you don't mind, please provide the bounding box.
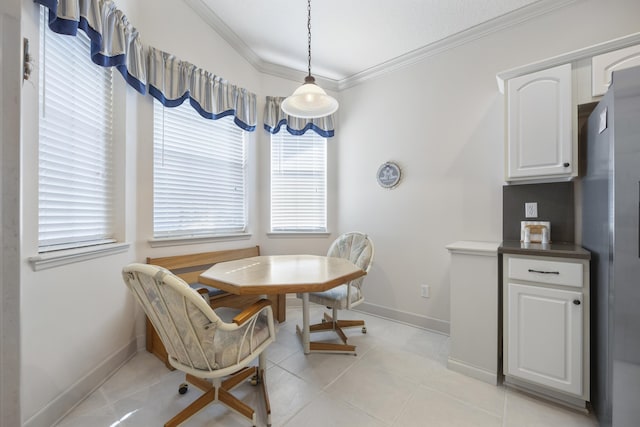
[233,299,272,326]
[193,288,209,299]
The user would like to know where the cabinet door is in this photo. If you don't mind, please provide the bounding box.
[506,282,583,395]
[506,64,572,180]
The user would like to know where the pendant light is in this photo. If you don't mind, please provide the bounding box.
[281,0,339,118]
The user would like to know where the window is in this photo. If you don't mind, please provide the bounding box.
[38,8,115,252]
[153,101,247,238]
[270,131,327,232]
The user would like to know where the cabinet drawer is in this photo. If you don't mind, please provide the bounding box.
[508,257,583,288]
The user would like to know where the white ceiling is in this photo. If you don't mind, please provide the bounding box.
[185,0,570,87]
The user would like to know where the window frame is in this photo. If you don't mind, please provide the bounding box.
[29,6,129,270]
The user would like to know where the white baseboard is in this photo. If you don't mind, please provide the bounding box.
[285,296,450,335]
[356,302,450,335]
[286,293,301,307]
[137,333,146,352]
[447,357,498,385]
[24,339,138,427]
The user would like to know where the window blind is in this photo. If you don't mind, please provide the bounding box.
[271,131,327,232]
[153,101,247,238]
[38,7,115,251]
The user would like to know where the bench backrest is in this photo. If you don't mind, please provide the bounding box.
[146,246,260,285]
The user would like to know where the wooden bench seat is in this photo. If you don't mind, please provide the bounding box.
[145,246,285,368]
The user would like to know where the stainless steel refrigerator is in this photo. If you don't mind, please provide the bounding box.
[582,65,640,427]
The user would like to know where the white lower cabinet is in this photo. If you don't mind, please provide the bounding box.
[503,254,589,407]
[506,282,583,395]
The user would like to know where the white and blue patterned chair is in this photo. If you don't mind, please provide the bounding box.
[122,263,275,427]
[299,232,374,353]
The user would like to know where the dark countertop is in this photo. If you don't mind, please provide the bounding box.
[499,240,591,260]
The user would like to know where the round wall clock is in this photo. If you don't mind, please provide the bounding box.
[376,162,401,189]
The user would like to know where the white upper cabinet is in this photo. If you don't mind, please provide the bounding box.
[505,64,574,182]
[592,44,640,97]
[498,34,640,184]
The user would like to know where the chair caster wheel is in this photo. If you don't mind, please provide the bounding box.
[250,375,259,386]
[178,383,188,395]
[361,326,367,334]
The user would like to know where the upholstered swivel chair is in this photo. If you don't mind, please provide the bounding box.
[122,263,276,427]
[301,232,374,353]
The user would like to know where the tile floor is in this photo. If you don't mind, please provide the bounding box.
[55,305,599,427]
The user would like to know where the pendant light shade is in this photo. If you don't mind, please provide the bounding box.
[281,0,339,119]
[281,76,339,118]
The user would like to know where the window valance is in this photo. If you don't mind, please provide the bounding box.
[35,0,257,132]
[264,96,335,138]
[148,48,256,131]
[37,0,146,93]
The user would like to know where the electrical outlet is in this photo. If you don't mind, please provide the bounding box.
[525,202,538,218]
[420,284,430,298]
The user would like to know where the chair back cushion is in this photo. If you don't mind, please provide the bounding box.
[327,232,374,273]
[122,263,271,372]
[324,232,374,304]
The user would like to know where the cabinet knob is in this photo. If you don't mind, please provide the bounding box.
[563,162,570,167]
[573,299,581,305]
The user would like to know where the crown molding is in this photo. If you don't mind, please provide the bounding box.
[496,31,640,93]
[257,60,341,92]
[184,0,261,66]
[185,0,578,92]
[338,0,579,90]
[183,0,341,91]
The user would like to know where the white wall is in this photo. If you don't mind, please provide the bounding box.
[18,0,266,425]
[1,0,23,424]
[336,0,640,332]
[13,0,640,424]
[19,1,138,424]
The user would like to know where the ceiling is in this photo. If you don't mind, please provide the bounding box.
[185,0,571,88]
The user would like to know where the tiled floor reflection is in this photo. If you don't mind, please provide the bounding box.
[56,305,598,426]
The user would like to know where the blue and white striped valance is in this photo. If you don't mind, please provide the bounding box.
[148,48,256,131]
[36,0,146,94]
[35,0,257,132]
[264,96,335,138]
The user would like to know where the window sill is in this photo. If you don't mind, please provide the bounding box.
[29,242,130,271]
[267,232,331,238]
[148,233,252,248]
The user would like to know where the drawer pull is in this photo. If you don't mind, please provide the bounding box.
[527,269,560,275]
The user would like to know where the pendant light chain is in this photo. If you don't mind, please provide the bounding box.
[307,0,312,78]
[280,0,338,118]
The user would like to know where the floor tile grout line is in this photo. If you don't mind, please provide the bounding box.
[416,381,505,420]
[388,385,419,427]
[502,383,509,427]
[56,306,596,427]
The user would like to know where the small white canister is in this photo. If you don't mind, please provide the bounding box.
[541,226,550,244]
